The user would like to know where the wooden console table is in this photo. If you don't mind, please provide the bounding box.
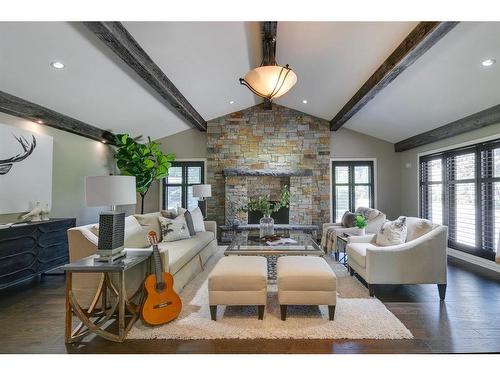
[61,254,150,343]
[0,218,75,290]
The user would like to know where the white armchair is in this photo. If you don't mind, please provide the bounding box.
[321,207,386,254]
[346,218,448,299]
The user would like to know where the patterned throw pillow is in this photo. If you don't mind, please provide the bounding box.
[341,211,357,227]
[375,216,408,246]
[158,215,191,242]
[355,207,380,221]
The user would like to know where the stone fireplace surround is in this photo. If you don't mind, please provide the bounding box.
[223,168,313,225]
[206,103,331,229]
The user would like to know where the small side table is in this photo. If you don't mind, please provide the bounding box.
[61,253,150,343]
[335,234,349,266]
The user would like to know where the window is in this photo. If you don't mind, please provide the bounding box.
[162,161,205,210]
[332,160,375,222]
[419,138,500,261]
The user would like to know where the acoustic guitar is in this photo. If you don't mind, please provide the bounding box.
[141,231,182,325]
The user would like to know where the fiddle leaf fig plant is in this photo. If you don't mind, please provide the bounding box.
[114,133,175,214]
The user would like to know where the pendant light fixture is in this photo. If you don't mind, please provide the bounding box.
[239,22,297,109]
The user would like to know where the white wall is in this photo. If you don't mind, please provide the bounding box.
[399,122,500,216]
[0,112,114,225]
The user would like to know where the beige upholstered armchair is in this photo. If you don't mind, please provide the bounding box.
[346,217,448,299]
[321,207,386,254]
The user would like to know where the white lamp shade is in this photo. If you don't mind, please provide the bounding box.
[242,65,297,99]
[192,184,212,198]
[85,175,137,207]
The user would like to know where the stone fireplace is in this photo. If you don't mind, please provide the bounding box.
[206,103,331,228]
[223,168,313,225]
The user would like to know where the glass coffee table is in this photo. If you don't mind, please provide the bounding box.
[224,232,324,279]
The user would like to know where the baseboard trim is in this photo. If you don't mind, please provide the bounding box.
[447,248,500,273]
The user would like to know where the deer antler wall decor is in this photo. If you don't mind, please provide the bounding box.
[0,134,36,175]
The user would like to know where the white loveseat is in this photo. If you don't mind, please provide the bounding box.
[346,217,448,299]
[321,207,386,254]
[67,212,218,306]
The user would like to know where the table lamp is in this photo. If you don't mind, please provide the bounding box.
[193,184,211,218]
[85,175,136,262]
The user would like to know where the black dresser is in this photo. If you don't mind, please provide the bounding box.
[0,218,76,289]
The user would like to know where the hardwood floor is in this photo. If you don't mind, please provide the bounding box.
[0,256,499,354]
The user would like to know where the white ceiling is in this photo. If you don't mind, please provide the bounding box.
[344,22,500,143]
[0,22,190,140]
[275,22,417,119]
[1,21,499,144]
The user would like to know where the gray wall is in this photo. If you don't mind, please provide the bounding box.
[146,126,403,221]
[0,112,114,225]
[330,128,402,220]
[399,122,500,217]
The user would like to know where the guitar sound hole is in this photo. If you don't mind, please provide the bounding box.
[155,282,165,292]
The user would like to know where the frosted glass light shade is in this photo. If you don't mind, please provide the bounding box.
[85,175,137,207]
[241,65,297,99]
[192,184,212,198]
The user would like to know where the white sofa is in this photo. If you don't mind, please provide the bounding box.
[321,207,386,254]
[346,217,448,299]
[67,212,218,306]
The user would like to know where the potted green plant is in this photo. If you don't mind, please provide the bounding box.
[241,186,291,238]
[114,134,175,214]
[355,215,368,235]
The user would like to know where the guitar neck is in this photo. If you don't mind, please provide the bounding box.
[152,244,164,287]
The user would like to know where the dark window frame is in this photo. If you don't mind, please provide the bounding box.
[332,160,375,223]
[419,138,500,261]
[162,161,205,210]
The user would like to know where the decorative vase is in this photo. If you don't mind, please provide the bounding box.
[41,204,50,221]
[259,214,274,238]
[357,227,366,236]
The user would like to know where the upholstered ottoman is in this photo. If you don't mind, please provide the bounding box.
[208,256,267,320]
[277,256,337,320]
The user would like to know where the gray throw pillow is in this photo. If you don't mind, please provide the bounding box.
[341,211,357,228]
[184,210,196,236]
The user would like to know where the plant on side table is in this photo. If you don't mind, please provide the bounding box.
[355,215,368,236]
[114,134,176,214]
[241,185,291,238]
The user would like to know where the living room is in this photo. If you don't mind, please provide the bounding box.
[1,0,499,371]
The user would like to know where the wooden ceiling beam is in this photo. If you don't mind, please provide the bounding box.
[330,22,459,131]
[84,22,207,132]
[394,104,500,152]
[0,90,117,144]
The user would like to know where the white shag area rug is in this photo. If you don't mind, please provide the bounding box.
[128,248,413,340]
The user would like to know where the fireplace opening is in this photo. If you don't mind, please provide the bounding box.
[247,203,289,224]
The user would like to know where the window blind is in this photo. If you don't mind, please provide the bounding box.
[419,138,500,261]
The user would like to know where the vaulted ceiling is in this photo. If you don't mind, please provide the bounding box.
[0,21,499,143]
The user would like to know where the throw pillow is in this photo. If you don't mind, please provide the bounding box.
[375,216,408,246]
[405,217,433,242]
[184,210,196,236]
[133,212,162,241]
[160,209,178,219]
[158,216,191,242]
[124,216,150,248]
[190,206,205,233]
[341,211,357,227]
[355,207,380,221]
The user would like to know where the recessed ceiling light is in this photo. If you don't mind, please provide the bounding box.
[37,120,43,124]
[50,61,65,69]
[302,99,308,104]
[481,58,496,67]
[229,100,235,105]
